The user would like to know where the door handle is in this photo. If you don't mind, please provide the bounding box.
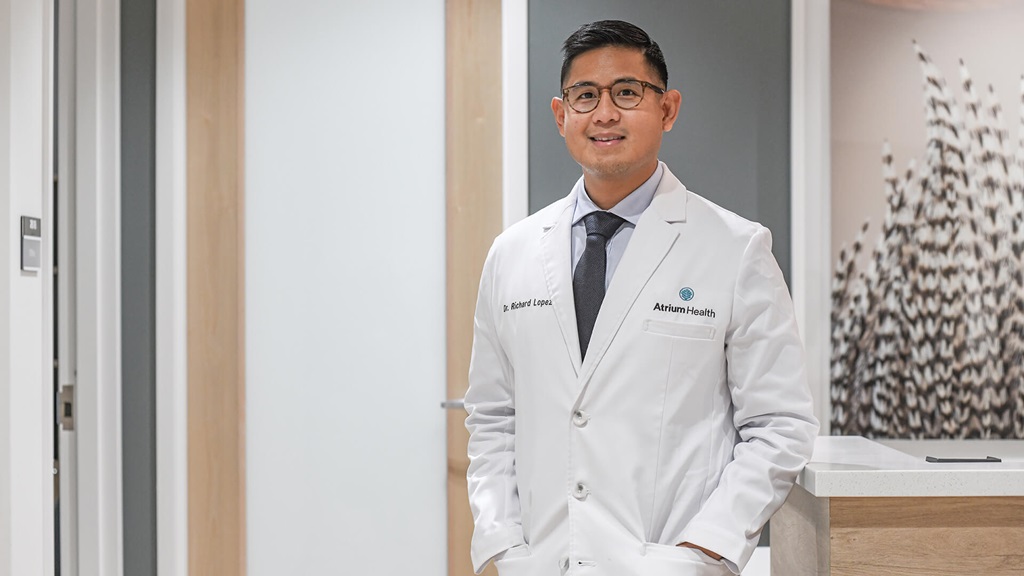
[440,398,465,410]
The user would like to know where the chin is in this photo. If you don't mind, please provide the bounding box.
[582,159,634,179]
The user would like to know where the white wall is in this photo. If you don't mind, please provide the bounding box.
[245,2,447,575]
[0,0,55,574]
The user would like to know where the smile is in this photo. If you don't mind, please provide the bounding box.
[589,135,625,149]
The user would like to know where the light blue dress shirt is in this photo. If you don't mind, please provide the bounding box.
[570,162,664,290]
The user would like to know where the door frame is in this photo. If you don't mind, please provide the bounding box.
[790,0,831,432]
[68,0,193,573]
[156,0,249,572]
[63,0,242,574]
[72,0,125,573]
[182,0,247,574]
[501,0,529,228]
[155,0,188,574]
[155,0,248,573]
[55,0,76,571]
[445,0,504,573]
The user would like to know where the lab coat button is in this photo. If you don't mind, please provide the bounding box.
[572,410,590,427]
[573,482,589,500]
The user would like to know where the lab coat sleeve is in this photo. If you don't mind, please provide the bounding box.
[679,226,819,574]
[464,243,525,574]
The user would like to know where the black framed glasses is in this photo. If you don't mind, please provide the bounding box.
[561,79,666,113]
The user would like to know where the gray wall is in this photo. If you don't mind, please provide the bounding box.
[529,0,792,280]
[121,0,157,572]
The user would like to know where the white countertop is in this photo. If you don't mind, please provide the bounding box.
[797,436,1024,497]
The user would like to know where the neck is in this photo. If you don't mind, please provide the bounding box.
[583,163,657,210]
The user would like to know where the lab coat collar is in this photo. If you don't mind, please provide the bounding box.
[648,162,689,224]
[540,194,583,376]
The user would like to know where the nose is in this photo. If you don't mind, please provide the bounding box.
[590,88,621,123]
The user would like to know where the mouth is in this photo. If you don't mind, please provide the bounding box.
[589,134,625,147]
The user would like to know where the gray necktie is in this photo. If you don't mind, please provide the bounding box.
[574,211,626,359]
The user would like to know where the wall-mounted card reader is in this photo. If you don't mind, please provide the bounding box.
[21,216,41,273]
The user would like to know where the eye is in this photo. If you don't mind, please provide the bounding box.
[615,87,639,97]
[573,88,598,100]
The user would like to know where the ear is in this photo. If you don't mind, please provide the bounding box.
[660,89,682,132]
[551,97,567,137]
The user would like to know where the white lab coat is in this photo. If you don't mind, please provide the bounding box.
[464,165,818,576]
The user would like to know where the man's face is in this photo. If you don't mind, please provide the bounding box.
[551,46,681,188]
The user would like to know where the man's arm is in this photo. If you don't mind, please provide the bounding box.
[678,226,819,573]
[464,246,525,574]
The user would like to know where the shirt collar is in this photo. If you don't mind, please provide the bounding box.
[572,162,664,227]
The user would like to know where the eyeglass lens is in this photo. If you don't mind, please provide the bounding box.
[565,80,647,113]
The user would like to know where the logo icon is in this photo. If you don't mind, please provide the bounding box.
[679,287,694,301]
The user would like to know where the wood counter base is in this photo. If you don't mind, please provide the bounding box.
[772,486,1024,575]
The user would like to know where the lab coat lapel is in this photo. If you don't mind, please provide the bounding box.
[539,194,583,376]
[576,169,690,388]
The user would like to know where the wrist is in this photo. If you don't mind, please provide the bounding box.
[677,541,723,561]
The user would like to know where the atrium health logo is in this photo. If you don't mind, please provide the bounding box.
[679,287,694,301]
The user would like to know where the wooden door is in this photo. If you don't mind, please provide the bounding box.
[446,0,503,575]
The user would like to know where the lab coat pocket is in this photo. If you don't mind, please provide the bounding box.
[643,319,715,340]
[494,545,533,576]
[641,543,732,576]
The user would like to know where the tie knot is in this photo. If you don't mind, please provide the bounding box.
[583,211,625,240]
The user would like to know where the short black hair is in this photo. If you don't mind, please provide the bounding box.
[560,20,668,89]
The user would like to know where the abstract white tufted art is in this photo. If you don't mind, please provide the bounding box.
[831,43,1024,439]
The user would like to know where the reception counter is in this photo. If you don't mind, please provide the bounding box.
[771,436,1024,575]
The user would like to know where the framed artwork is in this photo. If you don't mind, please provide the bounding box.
[825,0,1024,438]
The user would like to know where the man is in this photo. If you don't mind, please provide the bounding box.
[464,20,818,576]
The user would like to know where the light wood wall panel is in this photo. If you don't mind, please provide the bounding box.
[446,0,503,575]
[186,0,246,574]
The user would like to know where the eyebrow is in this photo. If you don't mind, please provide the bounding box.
[564,76,643,89]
